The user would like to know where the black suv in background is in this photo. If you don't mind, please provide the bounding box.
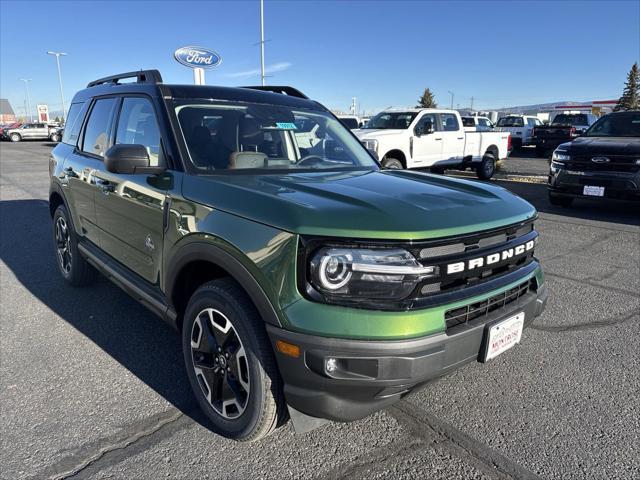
[533,113,597,157]
[548,111,640,206]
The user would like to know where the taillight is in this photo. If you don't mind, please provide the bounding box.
[507,134,512,150]
[570,127,577,137]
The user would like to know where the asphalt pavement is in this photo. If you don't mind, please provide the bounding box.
[1,142,638,480]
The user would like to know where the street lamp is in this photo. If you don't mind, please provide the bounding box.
[47,51,67,124]
[447,91,455,110]
[19,78,32,122]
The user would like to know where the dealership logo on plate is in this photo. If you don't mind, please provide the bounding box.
[174,46,222,69]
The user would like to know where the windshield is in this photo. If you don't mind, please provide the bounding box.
[583,112,640,138]
[364,112,417,129]
[174,101,378,172]
[552,114,589,126]
[496,116,524,127]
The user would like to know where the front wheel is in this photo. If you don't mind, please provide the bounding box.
[52,204,97,286]
[476,153,496,180]
[381,157,403,169]
[10,133,21,142]
[182,279,286,442]
[50,133,61,142]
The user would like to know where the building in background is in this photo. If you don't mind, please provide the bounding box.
[0,99,16,123]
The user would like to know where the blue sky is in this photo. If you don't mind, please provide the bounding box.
[1,0,639,117]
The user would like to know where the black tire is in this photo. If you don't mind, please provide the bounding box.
[10,133,21,142]
[382,157,403,169]
[51,133,61,142]
[52,204,98,286]
[430,166,445,174]
[476,152,496,180]
[182,279,286,442]
[548,192,574,207]
[535,147,547,158]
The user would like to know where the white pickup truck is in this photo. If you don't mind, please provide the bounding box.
[355,109,511,179]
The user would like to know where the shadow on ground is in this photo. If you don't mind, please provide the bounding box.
[0,198,212,428]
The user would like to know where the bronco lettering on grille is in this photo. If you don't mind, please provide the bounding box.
[446,240,535,274]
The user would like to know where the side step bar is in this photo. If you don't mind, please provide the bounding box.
[78,242,178,329]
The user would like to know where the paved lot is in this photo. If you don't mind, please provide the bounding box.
[1,142,639,480]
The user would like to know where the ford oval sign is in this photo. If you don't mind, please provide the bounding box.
[174,46,222,69]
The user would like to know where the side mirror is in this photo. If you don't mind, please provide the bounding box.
[104,144,163,174]
[414,126,424,137]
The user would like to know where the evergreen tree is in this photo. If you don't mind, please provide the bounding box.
[416,88,437,108]
[614,62,639,111]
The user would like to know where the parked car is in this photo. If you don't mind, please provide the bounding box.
[337,115,362,130]
[461,116,495,132]
[533,113,597,157]
[355,109,510,179]
[3,122,61,142]
[548,110,640,206]
[496,115,542,149]
[49,69,547,441]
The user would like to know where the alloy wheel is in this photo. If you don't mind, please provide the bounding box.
[55,216,72,274]
[190,308,250,419]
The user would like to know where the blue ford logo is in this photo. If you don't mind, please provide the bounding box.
[174,46,222,69]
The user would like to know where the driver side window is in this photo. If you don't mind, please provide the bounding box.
[416,114,436,133]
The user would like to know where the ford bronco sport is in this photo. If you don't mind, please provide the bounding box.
[49,70,548,441]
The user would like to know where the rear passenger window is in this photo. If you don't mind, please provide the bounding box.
[440,113,459,131]
[62,102,89,146]
[82,98,117,157]
[115,97,164,166]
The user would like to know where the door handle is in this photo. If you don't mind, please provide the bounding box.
[434,137,443,141]
[96,179,115,194]
[457,137,464,140]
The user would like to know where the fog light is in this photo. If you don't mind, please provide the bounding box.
[326,358,338,373]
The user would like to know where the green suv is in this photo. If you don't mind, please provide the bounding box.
[49,70,548,441]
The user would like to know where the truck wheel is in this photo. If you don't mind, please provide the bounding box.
[10,133,21,142]
[430,166,445,174]
[382,157,403,169]
[549,192,574,207]
[476,153,496,180]
[183,279,286,442]
[52,204,98,286]
[50,133,61,142]
[535,146,547,158]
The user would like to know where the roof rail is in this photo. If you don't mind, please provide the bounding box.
[242,85,309,99]
[87,70,163,88]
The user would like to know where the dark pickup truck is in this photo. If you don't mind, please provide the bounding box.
[548,110,640,206]
[534,113,597,157]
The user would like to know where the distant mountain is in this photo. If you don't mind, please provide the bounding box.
[490,101,592,113]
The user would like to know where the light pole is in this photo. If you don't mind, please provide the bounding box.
[19,78,32,122]
[47,51,67,124]
[447,91,454,110]
[259,0,265,86]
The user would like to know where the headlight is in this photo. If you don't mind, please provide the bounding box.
[361,139,378,153]
[309,247,437,301]
[552,150,571,162]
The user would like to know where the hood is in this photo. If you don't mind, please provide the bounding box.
[355,129,407,140]
[182,170,536,240]
[561,136,640,155]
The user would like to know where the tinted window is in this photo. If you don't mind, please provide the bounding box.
[62,102,89,145]
[36,123,46,128]
[461,117,475,127]
[497,116,524,127]
[552,114,589,126]
[115,97,164,166]
[440,113,459,131]
[416,114,436,131]
[478,118,489,127]
[339,117,359,129]
[82,98,117,156]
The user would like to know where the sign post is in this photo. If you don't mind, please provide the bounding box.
[174,46,222,85]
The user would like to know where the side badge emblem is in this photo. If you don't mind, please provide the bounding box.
[145,235,155,251]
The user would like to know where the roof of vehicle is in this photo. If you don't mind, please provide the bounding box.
[72,70,324,111]
[376,108,459,114]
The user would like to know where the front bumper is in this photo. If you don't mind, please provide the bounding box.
[548,163,640,201]
[267,281,548,422]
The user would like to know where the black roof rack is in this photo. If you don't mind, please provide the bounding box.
[242,85,308,99]
[87,69,163,88]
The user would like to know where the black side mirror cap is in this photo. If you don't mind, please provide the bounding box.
[104,144,164,175]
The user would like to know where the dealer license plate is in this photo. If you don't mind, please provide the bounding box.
[583,185,605,197]
[483,312,524,361]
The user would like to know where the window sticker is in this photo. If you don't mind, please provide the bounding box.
[275,122,298,130]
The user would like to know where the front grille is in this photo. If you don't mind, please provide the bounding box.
[568,155,640,174]
[445,278,534,331]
